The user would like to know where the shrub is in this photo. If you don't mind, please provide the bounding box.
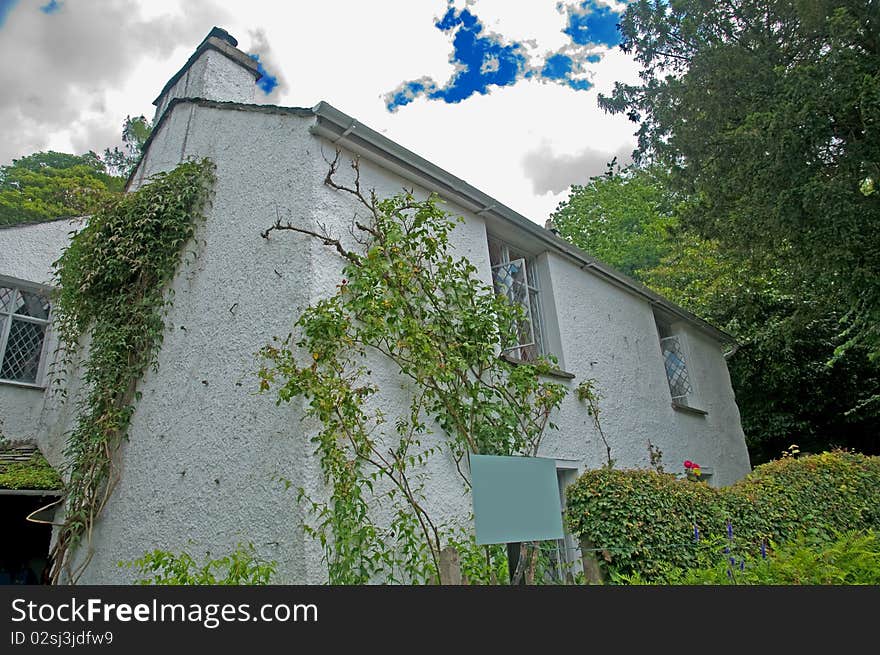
[565,450,880,581]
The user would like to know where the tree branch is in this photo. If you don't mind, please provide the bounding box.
[261,204,361,265]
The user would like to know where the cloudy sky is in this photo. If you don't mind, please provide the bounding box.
[0,0,641,225]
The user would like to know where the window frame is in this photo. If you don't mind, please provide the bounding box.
[654,314,705,413]
[551,460,583,583]
[659,333,693,404]
[487,235,547,363]
[0,276,52,389]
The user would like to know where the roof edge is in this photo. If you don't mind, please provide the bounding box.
[309,101,734,344]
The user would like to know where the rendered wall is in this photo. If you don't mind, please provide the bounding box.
[0,219,81,457]
[539,253,751,487]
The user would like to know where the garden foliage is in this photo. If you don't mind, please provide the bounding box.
[50,159,215,583]
[121,543,275,585]
[566,450,880,581]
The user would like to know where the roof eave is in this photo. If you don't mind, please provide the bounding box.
[309,101,735,344]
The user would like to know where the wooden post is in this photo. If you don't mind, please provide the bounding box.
[579,538,605,584]
[438,545,462,585]
[507,542,526,585]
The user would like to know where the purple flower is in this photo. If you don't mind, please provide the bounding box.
[729,556,736,567]
[740,560,745,571]
[693,524,700,542]
[727,521,733,539]
[761,541,767,559]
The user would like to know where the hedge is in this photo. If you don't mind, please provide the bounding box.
[565,450,880,581]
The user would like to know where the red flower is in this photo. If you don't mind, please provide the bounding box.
[684,460,695,469]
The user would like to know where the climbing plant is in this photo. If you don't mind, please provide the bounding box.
[259,153,568,583]
[577,378,613,468]
[49,159,215,583]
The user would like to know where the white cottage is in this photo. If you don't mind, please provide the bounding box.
[0,28,751,584]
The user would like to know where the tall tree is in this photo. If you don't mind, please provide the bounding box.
[550,163,677,276]
[102,115,152,178]
[600,0,880,360]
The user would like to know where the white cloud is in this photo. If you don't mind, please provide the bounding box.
[0,0,229,162]
[523,141,634,194]
[0,0,643,226]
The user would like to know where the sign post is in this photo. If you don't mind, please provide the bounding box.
[469,454,564,585]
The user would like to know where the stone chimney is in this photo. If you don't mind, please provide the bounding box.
[152,27,262,124]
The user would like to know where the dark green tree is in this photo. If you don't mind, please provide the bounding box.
[600,0,880,362]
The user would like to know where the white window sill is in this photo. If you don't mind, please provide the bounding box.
[672,401,708,416]
[500,353,576,379]
[0,378,46,391]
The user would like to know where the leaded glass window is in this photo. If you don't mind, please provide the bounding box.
[487,236,545,362]
[0,284,50,385]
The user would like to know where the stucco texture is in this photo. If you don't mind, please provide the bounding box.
[0,219,82,454]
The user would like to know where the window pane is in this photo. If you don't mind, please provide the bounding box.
[507,245,529,263]
[660,335,692,400]
[12,290,51,320]
[0,318,46,383]
[528,288,544,355]
[487,239,547,361]
[492,259,528,305]
[0,287,14,313]
[487,237,504,266]
[493,259,539,359]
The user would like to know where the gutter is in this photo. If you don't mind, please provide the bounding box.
[309,102,734,345]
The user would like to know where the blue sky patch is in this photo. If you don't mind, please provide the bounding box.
[248,53,278,95]
[542,54,573,80]
[0,0,20,28]
[385,2,618,111]
[563,1,622,47]
[425,7,527,105]
[385,79,434,112]
[39,0,61,14]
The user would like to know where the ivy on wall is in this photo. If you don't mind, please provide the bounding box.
[49,159,215,583]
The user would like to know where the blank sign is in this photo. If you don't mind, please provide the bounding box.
[469,454,564,545]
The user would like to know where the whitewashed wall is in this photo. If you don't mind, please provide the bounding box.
[538,253,750,487]
[0,219,81,458]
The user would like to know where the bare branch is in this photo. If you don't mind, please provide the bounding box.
[261,204,360,264]
[321,149,376,215]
